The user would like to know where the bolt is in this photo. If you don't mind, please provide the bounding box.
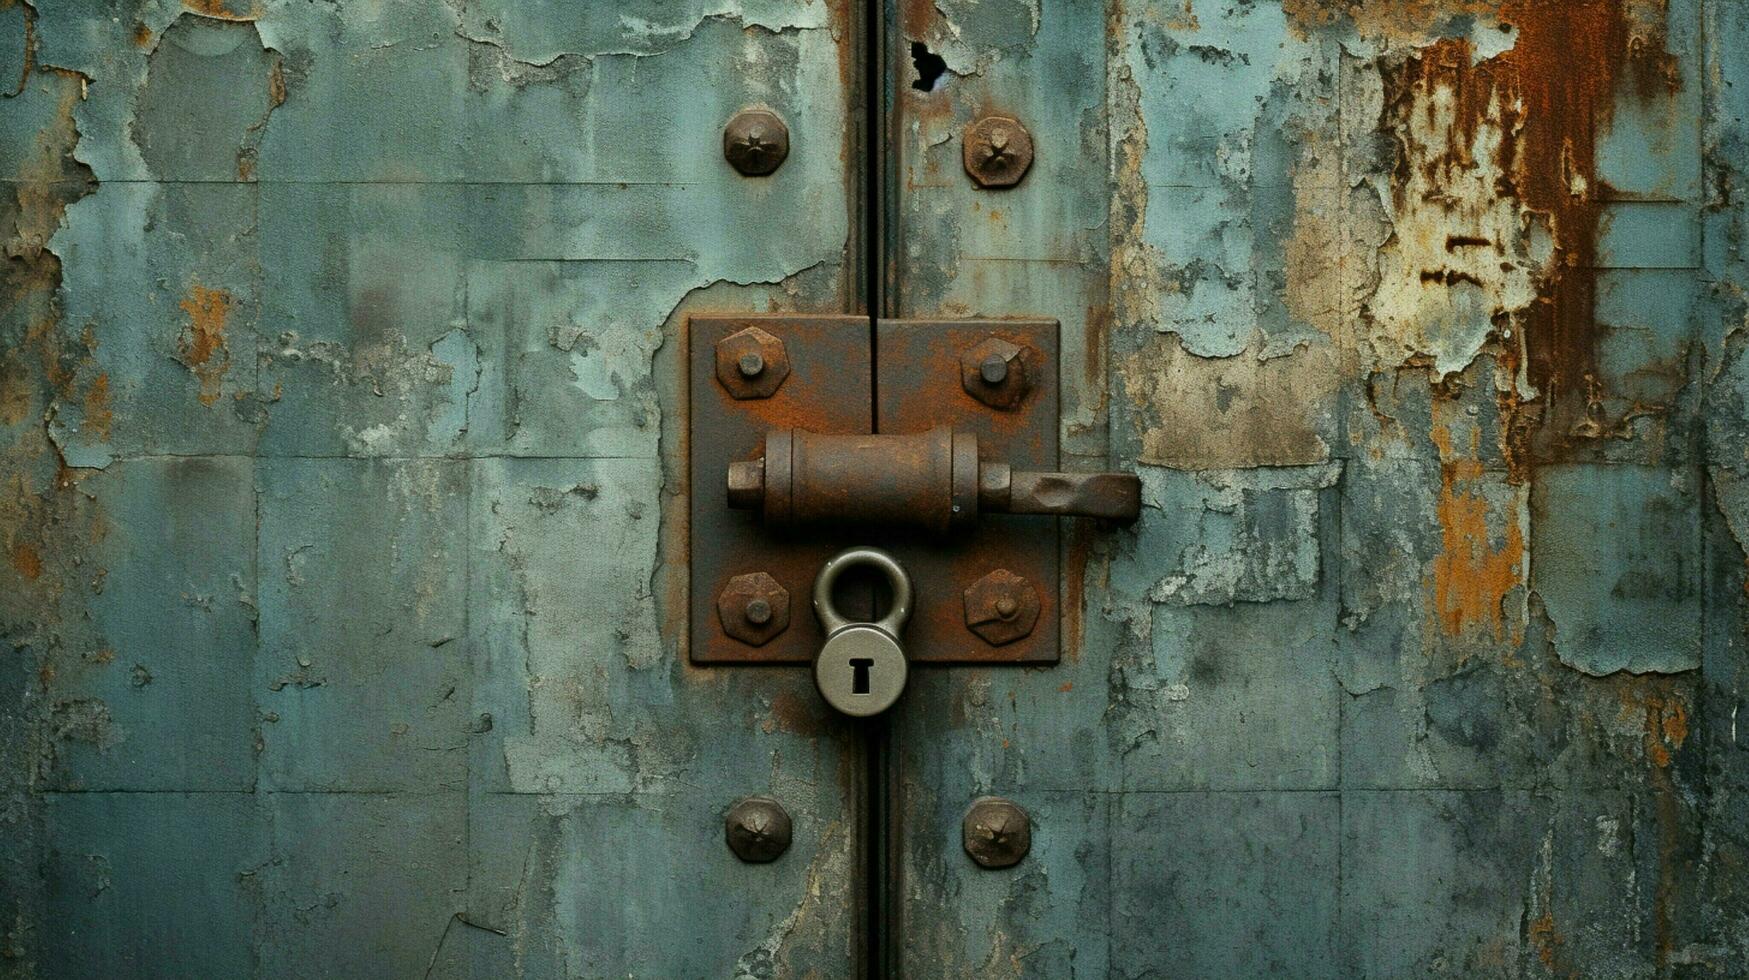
[718,572,790,646]
[727,459,766,509]
[724,109,790,177]
[715,326,790,399]
[959,337,1031,410]
[963,797,1030,869]
[980,354,1008,385]
[726,796,792,863]
[963,115,1034,189]
[963,568,1041,646]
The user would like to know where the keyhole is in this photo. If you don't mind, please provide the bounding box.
[850,658,874,695]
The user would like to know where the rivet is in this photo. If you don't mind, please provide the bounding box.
[963,797,1030,869]
[717,571,790,646]
[962,569,1041,646]
[726,796,792,863]
[724,108,790,177]
[738,351,766,378]
[963,115,1034,189]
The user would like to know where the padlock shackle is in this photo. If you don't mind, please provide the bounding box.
[813,546,913,638]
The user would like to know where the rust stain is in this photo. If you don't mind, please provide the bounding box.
[1062,521,1094,664]
[1372,3,1678,469]
[181,0,260,22]
[1622,685,1691,968]
[1505,2,1629,446]
[898,0,937,43]
[82,371,112,440]
[761,688,824,736]
[11,542,43,580]
[178,284,234,406]
[1528,909,1563,972]
[1427,421,1523,641]
[1638,692,1689,768]
[0,356,29,425]
[131,22,153,47]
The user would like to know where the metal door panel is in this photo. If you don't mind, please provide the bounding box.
[1,2,862,976]
[888,0,1748,976]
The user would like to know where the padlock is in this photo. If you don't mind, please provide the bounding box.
[812,546,913,717]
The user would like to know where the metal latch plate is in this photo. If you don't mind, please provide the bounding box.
[688,314,1060,665]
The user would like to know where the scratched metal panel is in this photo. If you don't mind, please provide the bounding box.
[891,1,1745,977]
[2,2,859,978]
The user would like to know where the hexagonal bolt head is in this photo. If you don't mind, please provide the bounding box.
[726,796,792,863]
[962,115,1033,189]
[718,572,790,646]
[963,797,1031,869]
[724,109,790,177]
[716,327,791,399]
[963,568,1041,646]
[959,337,1032,410]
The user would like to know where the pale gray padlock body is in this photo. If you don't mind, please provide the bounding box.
[814,624,908,717]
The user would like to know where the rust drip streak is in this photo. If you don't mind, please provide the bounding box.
[1501,2,1626,439]
[1383,3,1675,469]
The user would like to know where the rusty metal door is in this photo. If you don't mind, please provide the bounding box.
[882,1,1749,976]
[7,0,1749,978]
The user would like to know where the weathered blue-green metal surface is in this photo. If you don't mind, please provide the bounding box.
[893,0,1749,975]
[2,0,862,975]
[6,0,1749,977]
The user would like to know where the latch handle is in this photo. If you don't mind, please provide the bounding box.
[725,427,1140,532]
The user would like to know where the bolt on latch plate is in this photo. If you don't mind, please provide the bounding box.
[689,315,1071,665]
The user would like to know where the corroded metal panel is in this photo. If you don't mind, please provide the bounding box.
[2,1,861,976]
[892,0,1748,976]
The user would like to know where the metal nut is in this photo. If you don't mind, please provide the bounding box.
[716,326,791,399]
[962,115,1033,189]
[718,572,790,646]
[724,108,789,177]
[963,568,1040,646]
[963,797,1030,869]
[959,337,1032,409]
[726,796,792,863]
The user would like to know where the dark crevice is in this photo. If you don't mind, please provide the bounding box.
[909,41,947,92]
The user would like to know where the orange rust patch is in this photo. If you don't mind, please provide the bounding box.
[1528,909,1563,971]
[178,284,234,406]
[83,372,112,440]
[132,23,153,47]
[11,542,43,580]
[1428,422,1524,641]
[1641,693,1689,768]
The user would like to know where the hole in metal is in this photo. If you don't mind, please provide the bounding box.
[910,41,947,92]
